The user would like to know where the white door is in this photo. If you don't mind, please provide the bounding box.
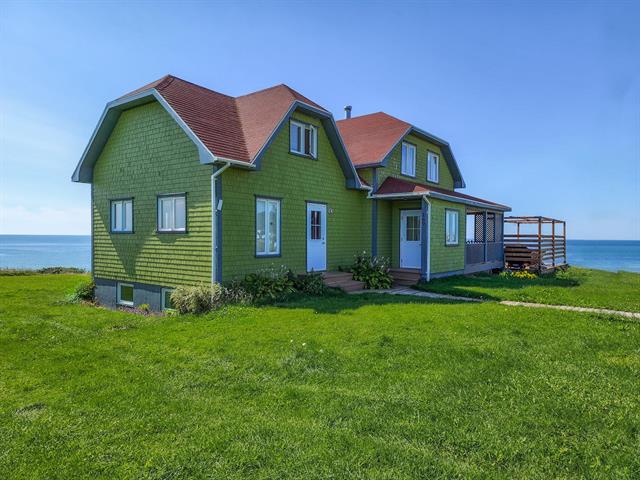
[307,203,327,271]
[400,210,422,268]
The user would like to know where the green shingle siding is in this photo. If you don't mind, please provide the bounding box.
[378,133,455,190]
[429,198,465,274]
[221,112,371,280]
[91,103,477,288]
[92,102,212,287]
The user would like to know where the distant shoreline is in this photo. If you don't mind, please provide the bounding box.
[1,235,639,273]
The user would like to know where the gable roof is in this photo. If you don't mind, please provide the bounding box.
[72,75,361,189]
[336,112,465,188]
[374,176,510,211]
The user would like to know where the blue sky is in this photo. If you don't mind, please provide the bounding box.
[0,1,638,239]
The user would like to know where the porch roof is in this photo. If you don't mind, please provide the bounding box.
[372,177,511,212]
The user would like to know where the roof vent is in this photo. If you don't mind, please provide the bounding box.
[344,105,352,119]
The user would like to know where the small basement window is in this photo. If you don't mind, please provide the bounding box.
[290,120,317,158]
[401,142,416,177]
[157,194,186,232]
[161,288,174,311]
[117,282,134,306]
[111,199,133,233]
[427,152,439,183]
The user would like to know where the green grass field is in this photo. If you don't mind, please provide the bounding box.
[415,267,640,312]
[1,274,639,479]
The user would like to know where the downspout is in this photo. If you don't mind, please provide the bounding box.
[211,162,231,287]
[423,195,432,282]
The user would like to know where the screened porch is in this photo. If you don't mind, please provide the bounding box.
[465,209,504,273]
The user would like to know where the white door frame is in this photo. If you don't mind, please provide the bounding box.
[400,209,422,269]
[306,202,327,272]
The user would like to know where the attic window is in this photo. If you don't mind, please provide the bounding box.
[290,120,317,158]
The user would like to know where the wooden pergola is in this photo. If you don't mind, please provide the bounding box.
[503,216,567,273]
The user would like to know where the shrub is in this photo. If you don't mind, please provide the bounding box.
[499,270,538,280]
[138,304,151,314]
[220,281,254,305]
[351,252,393,289]
[66,280,95,303]
[170,283,219,314]
[292,271,328,296]
[170,282,253,314]
[242,266,295,301]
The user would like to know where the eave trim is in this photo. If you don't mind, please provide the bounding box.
[71,89,252,183]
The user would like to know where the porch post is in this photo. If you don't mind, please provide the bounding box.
[420,198,429,281]
[371,168,378,256]
[483,211,488,263]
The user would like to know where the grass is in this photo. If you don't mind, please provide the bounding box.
[415,267,640,312]
[1,274,639,479]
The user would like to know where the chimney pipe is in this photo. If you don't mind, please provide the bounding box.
[344,105,352,119]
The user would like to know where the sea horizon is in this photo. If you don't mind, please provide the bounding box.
[1,235,639,273]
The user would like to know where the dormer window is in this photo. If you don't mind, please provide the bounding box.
[401,142,416,177]
[290,120,317,158]
[427,151,439,183]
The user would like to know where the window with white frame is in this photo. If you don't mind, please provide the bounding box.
[157,194,186,232]
[111,199,133,233]
[161,288,174,311]
[401,142,416,177]
[427,152,439,183]
[445,209,459,245]
[256,197,280,256]
[117,282,134,306]
[290,120,317,158]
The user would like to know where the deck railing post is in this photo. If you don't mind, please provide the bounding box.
[563,221,567,265]
[537,217,542,273]
[483,211,488,263]
[552,220,556,267]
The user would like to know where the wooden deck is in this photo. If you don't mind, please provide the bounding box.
[504,216,567,273]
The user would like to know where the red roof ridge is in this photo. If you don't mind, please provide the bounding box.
[337,111,406,124]
[235,83,290,99]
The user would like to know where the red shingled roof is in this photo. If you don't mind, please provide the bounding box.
[376,177,509,209]
[121,75,327,164]
[336,112,412,167]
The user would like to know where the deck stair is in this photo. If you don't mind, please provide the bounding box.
[389,268,421,287]
[322,271,365,292]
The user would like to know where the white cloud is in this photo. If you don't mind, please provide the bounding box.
[0,204,90,235]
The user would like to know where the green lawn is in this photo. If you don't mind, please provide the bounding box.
[415,267,640,312]
[1,274,639,479]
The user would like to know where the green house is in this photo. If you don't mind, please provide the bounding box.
[72,75,510,310]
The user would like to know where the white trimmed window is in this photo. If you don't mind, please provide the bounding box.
[111,199,133,232]
[256,197,281,256]
[117,282,134,306]
[446,209,459,245]
[290,120,317,158]
[427,152,439,183]
[161,288,174,311]
[157,194,186,232]
[401,142,416,177]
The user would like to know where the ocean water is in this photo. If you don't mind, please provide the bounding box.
[0,235,91,271]
[0,236,639,273]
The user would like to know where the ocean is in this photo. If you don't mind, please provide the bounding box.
[0,235,639,273]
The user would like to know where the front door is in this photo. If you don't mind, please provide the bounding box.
[400,210,421,268]
[307,203,327,271]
